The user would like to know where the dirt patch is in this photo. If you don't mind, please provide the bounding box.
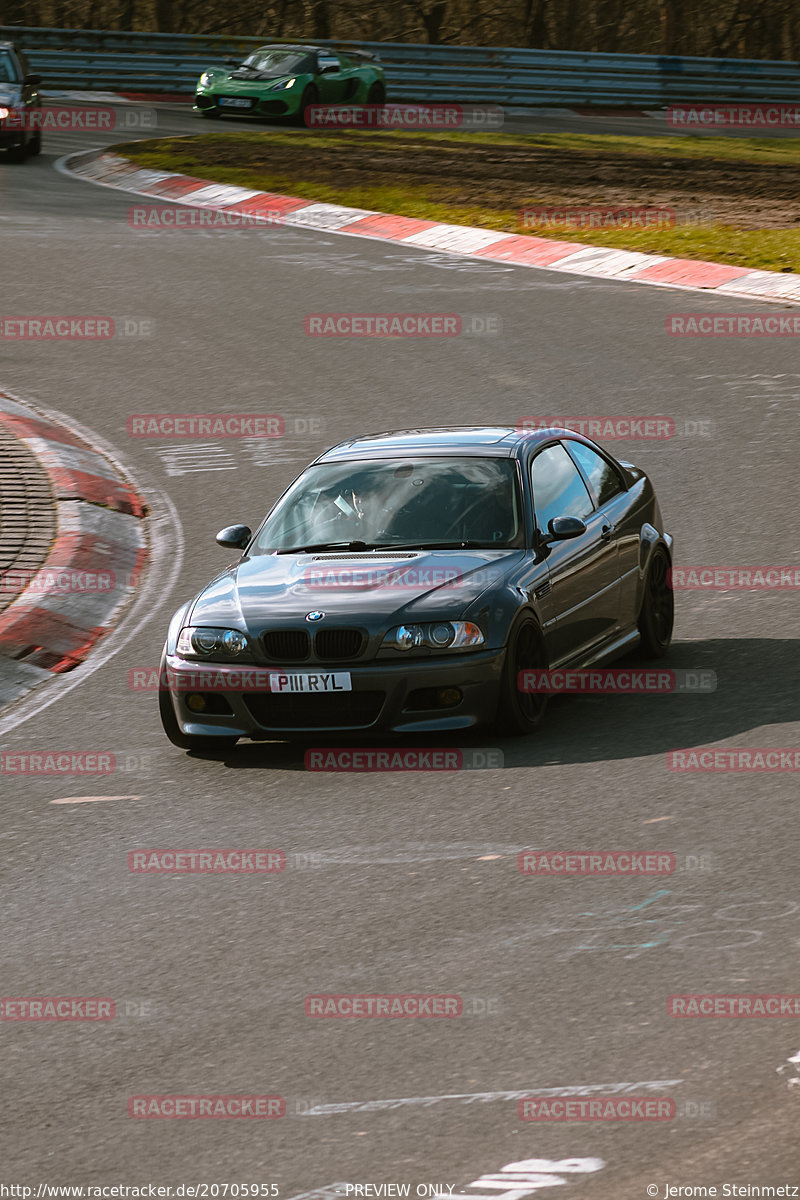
[171,133,800,229]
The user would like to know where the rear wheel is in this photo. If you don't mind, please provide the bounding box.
[6,140,27,162]
[494,614,549,736]
[158,650,239,752]
[637,546,674,657]
[28,132,42,155]
[366,82,386,104]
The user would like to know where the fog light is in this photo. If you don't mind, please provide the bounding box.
[186,693,207,712]
[437,687,462,708]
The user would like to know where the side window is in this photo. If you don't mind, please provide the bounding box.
[317,52,340,73]
[566,440,625,507]
[531,443,594,536]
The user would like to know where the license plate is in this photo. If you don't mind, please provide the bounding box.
[219,97,253,108]
[269,672,352,694]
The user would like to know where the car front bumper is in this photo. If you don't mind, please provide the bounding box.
[193,92,298,117]
[162,648,506,740]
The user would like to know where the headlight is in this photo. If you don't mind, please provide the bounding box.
[381,621,484,653]
[270,77,296,90]
[176,626,252,659]
[198,72,216,87]
[0,107,9,120]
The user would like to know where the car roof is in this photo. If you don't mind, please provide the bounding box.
[316,425,590,462]
[252,44,321,52]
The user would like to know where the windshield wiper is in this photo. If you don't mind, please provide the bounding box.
[276,540,374,555]
[384,540,500,550]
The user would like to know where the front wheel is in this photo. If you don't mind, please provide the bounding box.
[28,132,42,155]
[296,84,319,126]
[366,82,386,104]
[158,651,239,752]
[6,140,27,162]
[199,106,221,119]
[637,546,674,657]
[494,615,549,736]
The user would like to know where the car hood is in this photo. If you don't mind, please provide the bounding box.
[217,71,303,90]
[188,548,523,629]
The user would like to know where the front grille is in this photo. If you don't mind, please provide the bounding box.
[244,690,385,730]
[314,629,364,660]
[262,629,310,661]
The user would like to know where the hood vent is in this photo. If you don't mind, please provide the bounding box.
[311,552,419,561]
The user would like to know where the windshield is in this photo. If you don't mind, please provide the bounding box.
[251,457,523,554]
[0,52,15,83]
[240,49,309,74]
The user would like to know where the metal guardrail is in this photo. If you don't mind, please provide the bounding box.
[2,25,800,106]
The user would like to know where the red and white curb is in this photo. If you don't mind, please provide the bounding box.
[0,392,148,709]
[64,149,800,304]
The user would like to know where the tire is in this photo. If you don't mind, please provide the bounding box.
[637,546,674,658]
[366,82,386,104]
[28,132,42,155]
[296,84,319,126]
[6,140,27,163]
[200,106,221,119]
[494,614,549,736]
[158,650,239,752]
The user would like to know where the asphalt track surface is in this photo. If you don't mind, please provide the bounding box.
[1,105,799,1194]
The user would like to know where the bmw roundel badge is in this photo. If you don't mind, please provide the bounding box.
[305,611,325,622]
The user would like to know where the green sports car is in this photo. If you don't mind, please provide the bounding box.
[194,43,386,124]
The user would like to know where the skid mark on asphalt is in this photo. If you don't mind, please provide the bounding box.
[290,843,530,865]
[300,1080,680,1116]
[50,794,140,803]
[148,436,319,475]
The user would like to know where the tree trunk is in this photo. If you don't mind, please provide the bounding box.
[660,0,685,55]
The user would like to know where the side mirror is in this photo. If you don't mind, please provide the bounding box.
[216,524,252,549]
[24,73,42,86]
[544,515,586,543]
[318,62,339,74]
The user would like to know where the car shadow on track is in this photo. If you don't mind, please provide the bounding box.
[188,638,795,771]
